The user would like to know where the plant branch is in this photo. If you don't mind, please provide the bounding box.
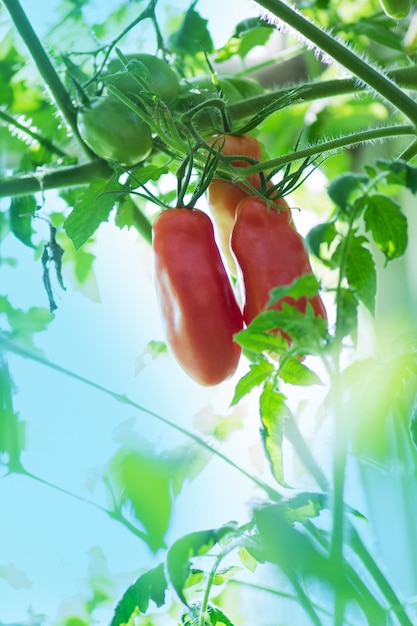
[254,0,417,126]
[0,160,113,198]
[229,65,417,123]
[16,467,150,543]
[0,333,281,502]
[241,125,415,177]
[2,0,93,158]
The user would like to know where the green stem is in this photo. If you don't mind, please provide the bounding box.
[0,160,113,198]
[2,0,93,159]
[229,66,417,123]
[398,137,417,161]
[199,553,222,626]
[16,467,151,543]
[349,527,414,626]
[242,125,415,177]
[229,579,359,624]
[254,0,417,126]
[0,333,281,502]
[329,358,347,626]
[285,414,329,492]
[0,110,68,158]
[305,520,389,624]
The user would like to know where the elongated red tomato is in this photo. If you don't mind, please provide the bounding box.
[152,208,244,386]
[230,197,326,341]
[207,134,263,276]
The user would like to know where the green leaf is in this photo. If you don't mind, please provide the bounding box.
[409,401,417,452]
[166,524,239,606]
[267,274,323,307]
[9,195,36,248]
[364,194,408,262]
[167,444,210,497]
[64,175,124,250]
[259,382,289,488]
[216,19,274,62]
[233,328,287,355]
[376,158,417,193]
[336,233,376,315]
[110,563,167,626]
[0,355,25,472]
[231,359,275,406]
[336,288,359,342]
[249,305,328,353]
[206,604,235,626]
[279,357,323,386]
[109,446,172,552]
[281,492,327,523]
[305,221,338,261]
[327,172,368,212]
[238,546,258,573]
[212,566,242,585]
[168,5,213,56]
[0,296,54,345]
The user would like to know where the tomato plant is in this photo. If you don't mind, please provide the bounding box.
[2,1,417,626]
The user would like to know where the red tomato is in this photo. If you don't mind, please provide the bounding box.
[230,196,327,342]
[207,134,262,276]
[152,208,244,386]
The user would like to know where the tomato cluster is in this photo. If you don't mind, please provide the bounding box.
[152,134,327,386]
[77,53,181,166]
[75,51,326,384]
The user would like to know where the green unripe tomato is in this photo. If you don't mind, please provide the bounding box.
[77,95,153,166]
[222,75,264,98]
[379,0,411,18]
[106,53,180,102]
[179,75,242,102]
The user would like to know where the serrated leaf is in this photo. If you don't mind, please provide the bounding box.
[279,357,323,386]
[166,524,238,606]
[254,504,332,580]
[268,274,322,307]
[376,158,417,193]
[169,6,213,56]
[238,546,258,572]
[212,566,241,585]
[259,382,289,487]
[233,327,287,354]
[64,175,124,250]
[9,195,36,248]
[109,446,172,552]
[110,563,167,626]
[305,221,338,261]
[364,194,408,262]
[350,19,403,51]
[281,492,327,523]
[206,604,235,626]
[327,173,368,211]
[0,296,54,344]
[250,305,328,352]
[344,235,376,315]
[231,359,275,406]
[336,288,359,342]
